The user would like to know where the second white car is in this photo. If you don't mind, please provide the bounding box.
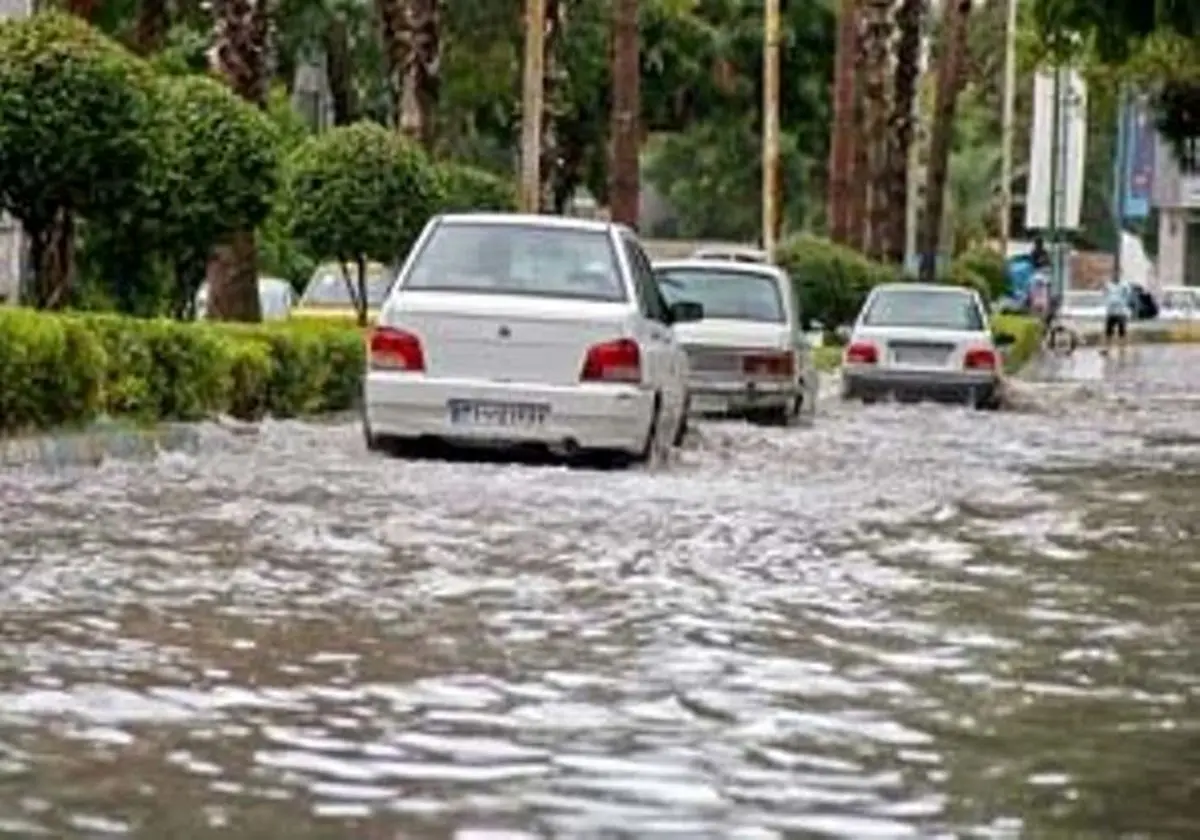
[654,258,817,426]
[363,213,701,466]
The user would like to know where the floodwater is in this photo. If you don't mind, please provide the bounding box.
[0,346,1197,838]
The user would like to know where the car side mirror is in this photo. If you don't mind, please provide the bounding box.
[668,300,704,324]
[993,331,1016,347]
[834,325,853,344]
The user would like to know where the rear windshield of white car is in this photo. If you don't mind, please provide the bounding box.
[302,266,393,307]
[656,268,785,322]
[862,288,984,331]
[403,222,627,302]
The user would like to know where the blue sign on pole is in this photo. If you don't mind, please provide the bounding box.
[1121,95,1156,220]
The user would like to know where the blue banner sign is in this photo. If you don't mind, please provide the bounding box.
[1121,95,1156,220]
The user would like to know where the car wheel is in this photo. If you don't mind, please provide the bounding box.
[672,398,690,446]
[633,395,663,466]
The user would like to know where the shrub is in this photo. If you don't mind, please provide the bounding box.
[939,261,992,305]
[953,248,1008,301]
[0,310,365,435]
[0,13,152,305]
[285,122,442,325]
[992,314,1043,373]
[775,234,890,329]
[435,163,518,213]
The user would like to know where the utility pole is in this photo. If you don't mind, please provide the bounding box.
[609,0,641,227]
[998,0,1018,252]
[1047,65,1063,297]
[1111,84,1130,283]
[519,0,546,213]
[762,0,781,257]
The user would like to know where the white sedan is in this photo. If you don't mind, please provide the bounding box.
[363,213,701,466]
[841,283,1015,409]
[654,258,816,426]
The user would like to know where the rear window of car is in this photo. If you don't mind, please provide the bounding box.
[301,265,393,307]
[656,267,785,323]
[402,222,627,302]
[862,288,984,331]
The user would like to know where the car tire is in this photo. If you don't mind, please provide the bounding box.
[672,398,690,446]
[632,395,663,466]
[753,399,799,427]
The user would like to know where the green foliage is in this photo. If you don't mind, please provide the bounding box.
[953,248,1010,301]
[0,308,365,435]
[285,122,441,321]
[991,314,1045,373]
[0,12,151,281]
[938,261,993,304]
[775,234,899,329]
[435,162,518,213]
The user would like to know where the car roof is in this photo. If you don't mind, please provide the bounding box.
[436,212,617,235]
[872,282,975,296]
[652,258,786,278]
[691,245,769,260]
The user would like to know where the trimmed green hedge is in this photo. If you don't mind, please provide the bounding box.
[0,309,364,435]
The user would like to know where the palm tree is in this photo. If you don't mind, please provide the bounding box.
[859,0,893,261]
[135,0,169,54]
[883,0,925,265]
[376,0,440,148]
[917,0,972,282]
[206,0,271,321]
[610,0,640,226]
[826,0,860,246]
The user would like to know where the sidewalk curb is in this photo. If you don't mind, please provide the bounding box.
[0,422,202,470]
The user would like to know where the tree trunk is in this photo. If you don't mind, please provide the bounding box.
[539,0,564,212]
[208,0,270,321]
[64,0,94,20]
[205,230,261,322]
[860,0,893,261]
[917,0,971,283]
[135,0,170,54]
[883,0,925,265]
[377,0,441,149]
[324,17,358,125]
[609,0,640,228]
[826,0,860,246]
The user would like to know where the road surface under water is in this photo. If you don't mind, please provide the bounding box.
[0,346,1197,838]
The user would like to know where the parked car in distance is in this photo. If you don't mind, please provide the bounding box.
[654,259,816,426]
[293,261,392,324]
[195,276,297,321]
[1059,289,1107,323]
[1157,285,1197,321]
[362,213,703,466]
[690,245,770,264]
[841,283,1014,409]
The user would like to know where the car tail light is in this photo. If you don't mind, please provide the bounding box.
[369,326,425,371]
[743,351,794,377]
[964,347,998,370]
[581,338,641,383]
[844,341,878,365]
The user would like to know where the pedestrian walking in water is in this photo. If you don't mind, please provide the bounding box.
[1101,274,1133,357]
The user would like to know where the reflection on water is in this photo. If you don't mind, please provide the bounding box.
[1,348,1198,838]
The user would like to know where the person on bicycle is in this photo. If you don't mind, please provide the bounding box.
[1102,273,1133,355]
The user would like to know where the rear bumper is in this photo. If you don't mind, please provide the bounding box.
[843,366,1000,404]
[687,378,800,414]
[364,371,655,454]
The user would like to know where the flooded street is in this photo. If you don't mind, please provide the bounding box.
[1,346,1197,838]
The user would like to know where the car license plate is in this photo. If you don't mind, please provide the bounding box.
[892,347,948,366]
[447,399,549,427]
